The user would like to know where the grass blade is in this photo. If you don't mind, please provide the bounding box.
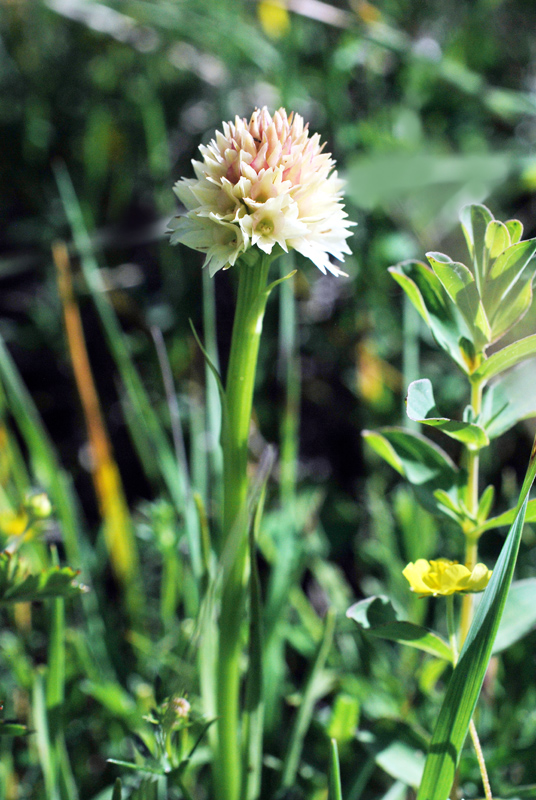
[281,608,336,788]
[53,241,144,620]
[329,738,343,800]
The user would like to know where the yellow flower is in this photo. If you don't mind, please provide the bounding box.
[258,0,290,39]
[170,107,355,276]
[403,558,492,597]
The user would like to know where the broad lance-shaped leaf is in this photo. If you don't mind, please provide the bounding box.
[484,219,511,261]
[483,237,536,319]
[427,253,491,351]
[415,442,536,800]
[406,379,489,450]
[471,333,536,384]
[347,596,453,662]
[488,275,533,343]
[389,261,469,373]
[480,359,536,439]
[505,218,523,244]
[362,427,461,515]
[460,204,493,289]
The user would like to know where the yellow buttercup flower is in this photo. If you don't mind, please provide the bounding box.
[403,558,492,598]
[258,0,290,39]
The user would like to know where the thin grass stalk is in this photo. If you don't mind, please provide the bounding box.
[33,671,60,800]
[47,548,79,800]
[53,242,144,621]
[281,609,336,788]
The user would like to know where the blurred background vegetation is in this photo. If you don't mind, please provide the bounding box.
[1,1,536,798]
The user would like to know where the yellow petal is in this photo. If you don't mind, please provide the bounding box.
[468,563,492,592]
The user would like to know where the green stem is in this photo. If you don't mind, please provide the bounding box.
[446,595,458,663]
[459,378,483,645]
[216,254,272,800]
[457,375,493,800]
[469,720,493,800]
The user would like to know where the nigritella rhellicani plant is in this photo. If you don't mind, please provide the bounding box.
[348,204,536,800]
[170,106,354,276]
[170,107,355,800]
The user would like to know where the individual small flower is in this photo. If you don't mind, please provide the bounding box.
[403,558,492,597]
[170,107,355,276]
[24,490,52,520]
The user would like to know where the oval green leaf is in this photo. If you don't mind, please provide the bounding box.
[472,333,536,384]
[406,379,489,450]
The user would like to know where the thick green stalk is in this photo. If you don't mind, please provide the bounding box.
[216,254,272,800]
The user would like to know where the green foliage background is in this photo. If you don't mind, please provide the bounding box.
[1,1,536,798]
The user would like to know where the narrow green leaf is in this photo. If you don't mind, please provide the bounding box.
[33,671,59,800]
[189,320,226,412]
[107,760,164,776]
[472,333,536,384]
[483,238,536,318]
[406,379,489,450]
[389,261,469,372]
[281,609,335,788]
[329,739,343,800]
[489,277,533,342]
[415,443,536,800]
[433,489,465,524]
[112,779,122,800]
[0,722,29,737]
[265,269,297,297]
[476,485,495,523]
[475,498,536,535]
[347,596,453,661]
[427,254,491,350]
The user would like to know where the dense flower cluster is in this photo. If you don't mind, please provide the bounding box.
[170,107,354,275]
[403,558,492,597]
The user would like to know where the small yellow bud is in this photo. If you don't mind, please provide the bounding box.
[24,491,52,520]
